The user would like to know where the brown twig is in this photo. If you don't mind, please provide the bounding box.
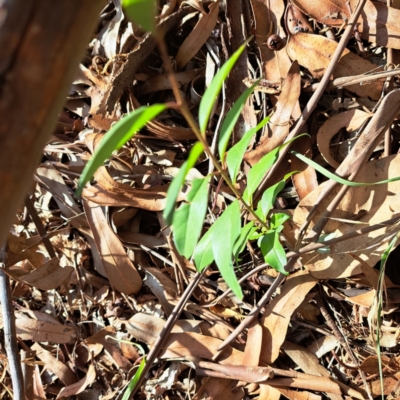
[0,243,25,400]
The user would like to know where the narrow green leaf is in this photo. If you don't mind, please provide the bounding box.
[218,81,259,160]
[122,0,157,34]
[243,147,280,204]
[243,134,309,204]
[226,116,270,184]
[233,221,255,262]
[211,200,243,299]
[163,142,204,225]
[258,171,297,220]
[199,38,252,134]
[173,177,210,258]
[122,357,146,400]
[77,104,166,196]
[193,225,215,272]
[258,231,288,275]
[292,151,400,186]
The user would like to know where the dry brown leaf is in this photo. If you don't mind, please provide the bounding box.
[160,331,243,364]
[176,1,219,69]
[293,154,400,279]
[291,134,319,200]
[317,109,372,169]
[16,318,76,344]
[82,166,174,210]
[371,371,400,396]
[251,0,292,81]
[306,336,340,359]
[287,33,383,99]
[126,312,202,344]
[242,322,262,367]
[275,388,322,400]
[140,69,200,95]
[31,343,77,386]
[261,271,318,364]
[282,341,350,400]
[345,289,376,307]
[193,378,244,400]
[245,61,301,165]
[56,364,96,399]
[360,355,391,374]
[144,267,178,316]
[84,200,142,294]
[259,384,281,400]
[267,377,342,395]
[293,0,400,49]
[15,257,73,290]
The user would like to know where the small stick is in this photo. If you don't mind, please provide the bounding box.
[0,243,25,400]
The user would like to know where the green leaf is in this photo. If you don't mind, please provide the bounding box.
[122,0,157,34]
[233,221,255,262]
[77,104,166,196]
[258,171,297,220]
[226,116,270,184]
[211,200,243,299]
[270,213,290,232]
[173,177,210,258]
[199,38,251,135]
[218,81,259,161]
[243,147,280,204]
[193,225,216,272]
[292,151,400,186]
[243,134,309,204]
[258,231,288,275]
[163,142,204,225]
[122,356,146,400]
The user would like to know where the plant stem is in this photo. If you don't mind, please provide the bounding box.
[156,37,268,229]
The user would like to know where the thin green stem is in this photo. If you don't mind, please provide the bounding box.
[156,37,268,229]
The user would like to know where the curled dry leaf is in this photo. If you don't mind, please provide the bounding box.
[317,109,372,169]
[286,33,383,100]
[244,61,301,165]
[176,1,219,69]
[16,318,76,344]
[15,257,73,291]
[31,343,77,386]
[126,312,202,344]
[292,0,400,49]
[293,154,400,279]
[84,200,142,294]
[82,166,174,210]
[56,364,96,399]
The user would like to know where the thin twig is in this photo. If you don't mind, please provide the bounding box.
[0,243,25,400]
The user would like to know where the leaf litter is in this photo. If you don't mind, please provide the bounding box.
[5,0,400,399]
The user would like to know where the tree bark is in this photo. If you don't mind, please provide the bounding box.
[0,0,105,246]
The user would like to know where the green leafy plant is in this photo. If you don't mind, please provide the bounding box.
[76,37,301,301]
